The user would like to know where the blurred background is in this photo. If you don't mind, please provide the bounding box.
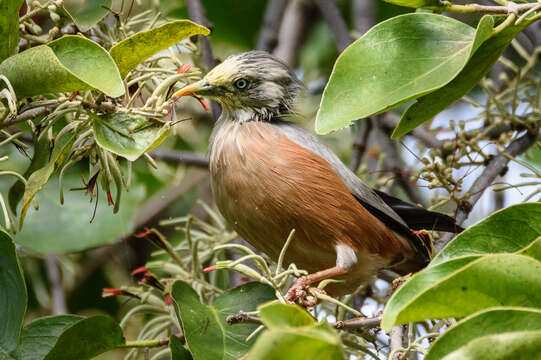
[1,0,540,358]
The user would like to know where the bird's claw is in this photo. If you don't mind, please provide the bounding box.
[285,277,326,308]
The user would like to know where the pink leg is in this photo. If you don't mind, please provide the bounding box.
[285,266,349,305]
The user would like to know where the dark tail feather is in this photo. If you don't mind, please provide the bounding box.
[373,190,464,233]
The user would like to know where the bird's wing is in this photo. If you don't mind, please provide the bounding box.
[275,122,408,226]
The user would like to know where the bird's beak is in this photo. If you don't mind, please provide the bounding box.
[172,80,215,99]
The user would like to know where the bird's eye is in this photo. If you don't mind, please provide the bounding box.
[234,78,248,90]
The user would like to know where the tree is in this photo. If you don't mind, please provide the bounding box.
[0,0,540,359]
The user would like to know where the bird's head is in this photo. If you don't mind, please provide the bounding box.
[172,51,302,122]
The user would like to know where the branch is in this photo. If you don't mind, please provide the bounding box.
[427,1,539,14]
[2,105,56,128]
[333,315,382,330]
[389,325,405,360]
[256,0,288,52]
[349,121,371,172]
[351,0,376,34]
[45,254,67,315]
[435,130,538,251]
[226,311,262,325]
[379,112,443,149]
[313,0,354,52]
[149,149,209,168]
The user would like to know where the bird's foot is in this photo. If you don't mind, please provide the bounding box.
[285,276,326,308]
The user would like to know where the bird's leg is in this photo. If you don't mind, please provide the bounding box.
[285,266,349,306]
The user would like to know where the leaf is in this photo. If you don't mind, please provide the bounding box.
[381,254,541,331]
[0,0,24,62]
[426,307,541,360]
[0,229,27,359]
[248,303,345,360]
[20,315,83,360]
[169,335,191,360]
[41,316,124,360]
[432,203,541,266]
[383,0,440,7]
[9,132,50,214]
[63,0,112,32]
[441,331,541,360]
[110,20,210,78]
[19,130,77,230]
[0,35,124,98]
[93,113,170,161]
[171,281,275,360]
[14,174,145,254]
[519,237,541,262]
[395,19,531,137]
[258,303,315,328]
[315,13,493,134]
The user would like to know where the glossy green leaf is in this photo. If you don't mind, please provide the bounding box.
[9,132,50,215]
[41,316,124,360]
[20,315,83,360]
[14,175,145,254]
[93,113,170,161]
[169,335,191,360]
[249,303,344,360]
[395,19,531,137]
[0,0,24,62]
[19,131,77,230]
[315,13,493,134]
[171,281,275,360]
[443,330,541,360]
[0,229,26,360]
[258,303,315,328]
[382,0,440,7]
[110,20,210,78]
[381,254,541,331]
[519,237,541,262]
[63,0,112,32]
[0,35,124,98]
[426,307,541,360]
[432,203,541,265]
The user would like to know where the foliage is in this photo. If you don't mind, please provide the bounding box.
[1,0,540,359]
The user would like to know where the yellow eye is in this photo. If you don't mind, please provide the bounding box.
[234,78,248,90]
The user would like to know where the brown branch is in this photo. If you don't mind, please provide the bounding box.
[149,149,209,168]
[379,112,443,149]
[333,315,382,330]
[314,0,354,52]
[351,0,376,34]
[389,325,406,360]
[435,130,539,251]
[2,105,56,128]
[226,311,262,325]
[256,0,288,52]
[349,121,372,172]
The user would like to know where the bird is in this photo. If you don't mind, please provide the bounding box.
[171,51,462,303]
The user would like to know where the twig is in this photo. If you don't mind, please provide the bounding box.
[380,112,443,149]
[2,105,56,127]
[256,0,288,52]
[389,325,405,360]
[426,1,540,14]
[45,254,67,315]
[333,315,381,330]
[314,0,354,52]
[149,149,209,168]
[351,0,376,34]
[436,130,538,251]
[349,121,372,172]
[226,311,262,325]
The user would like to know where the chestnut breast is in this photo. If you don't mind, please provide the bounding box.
[209,121,415,286]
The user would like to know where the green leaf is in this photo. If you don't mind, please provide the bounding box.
[382,0,440,7]
[9,132,50,214]
[41,316,124,360]
[0,35,124,98]
[426,307,541,360]
[315,13,493,134]
[20,315,83,360]
[396,19,531,137]
[171,281,275,360]
[169,335,191,360]
[519,237,541,262]
[432,203,541,265]
[0,229,27,359]
[258,303,315,328]
[19,130,77,230]
[14,174,145,253]
[247,327,345,360]
[93,113,170,161]
[0,0,24,62]
[381,254,541,331]
[110,20,210,78]
[63,0,112,32]
[442,331,541,360]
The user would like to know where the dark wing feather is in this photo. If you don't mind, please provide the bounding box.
[372,190,464,233]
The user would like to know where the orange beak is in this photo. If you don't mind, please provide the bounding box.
[172,80,214,99]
